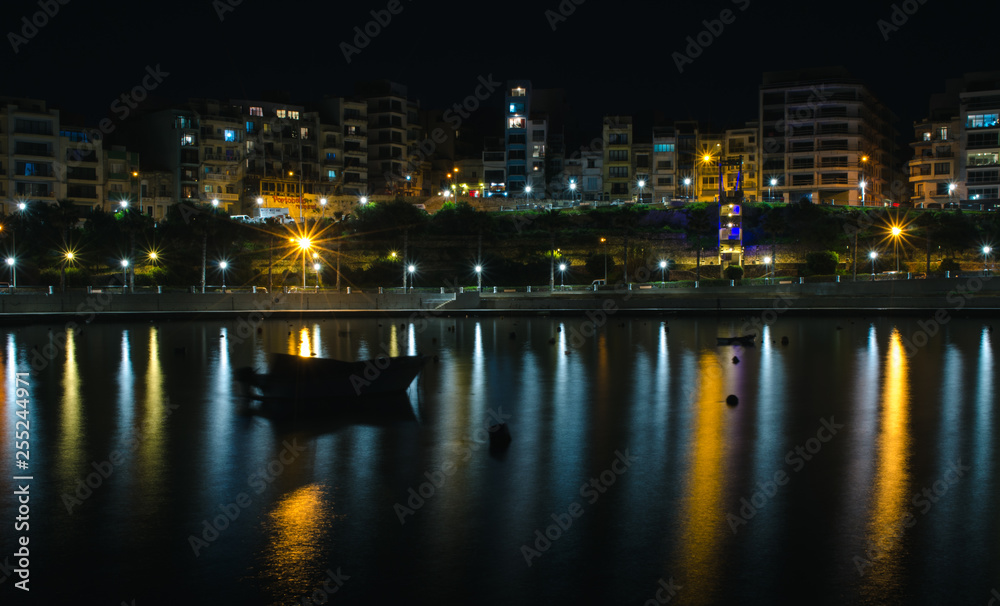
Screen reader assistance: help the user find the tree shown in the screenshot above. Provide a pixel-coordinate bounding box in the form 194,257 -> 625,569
806,251 -> 839,275
684,203 -> 717,281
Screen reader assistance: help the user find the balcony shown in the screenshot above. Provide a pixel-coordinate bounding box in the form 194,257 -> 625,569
203,193 -> 239,202
203,173 -> 233,181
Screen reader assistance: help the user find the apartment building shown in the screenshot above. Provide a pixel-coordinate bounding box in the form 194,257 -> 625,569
1,97 -> 61,213
960,75 -> 1000,203
359,80 -> 411,194
651,127 -> 677,203
603,116 -> 633,201
759,68 -> 901,206
724,124 -> 760,201
505,81 -> 531,195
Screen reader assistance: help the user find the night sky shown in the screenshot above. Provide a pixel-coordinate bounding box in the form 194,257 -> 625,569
3,0 -> 998,144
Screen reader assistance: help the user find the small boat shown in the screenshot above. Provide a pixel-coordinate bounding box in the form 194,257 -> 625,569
716,335 -> 756,346
236,353 -> 427,400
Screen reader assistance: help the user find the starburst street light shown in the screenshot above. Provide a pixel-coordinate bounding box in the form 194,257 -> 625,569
558,263 -> 567,288
890,225 -> 903,272
984,246 -> 993,275
869,251 -> 878,279
475,264 -> 483,292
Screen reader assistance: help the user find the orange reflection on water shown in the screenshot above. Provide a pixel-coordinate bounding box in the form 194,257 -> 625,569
261,483 -> 335,603
57,328 -> 83,484
675,352 -> 727,603
861,329 -> 911,595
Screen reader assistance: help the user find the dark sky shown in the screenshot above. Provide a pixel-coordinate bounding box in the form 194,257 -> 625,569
3,0 -> 997,144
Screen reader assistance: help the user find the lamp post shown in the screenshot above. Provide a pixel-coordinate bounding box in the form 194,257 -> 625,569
659,260 -> 667,283
297,238 -> 311,288
5,257 -> 15,290
407,264 -> 415,292
319,198 -> 327,218
769,178 -> 777,202
314,261 -> 322,289
219,260 -> 228,291
683,177 -> 692,201
870,251 -> 878,280
891,226 -> 902,273
860,180 -> 867,205
524,185 -> 532,207
569,180 -> 577,206
475,265 -> 482,292
984,246 -> 992,276
121,259 -> 129,290
559,263 -> 566,289
859,155 -> 868,205
62,251 -> 74,293
600,237 -> 608,283
763,256 -> 772,280
948,183 -> 956,208
637,179 -> 646,204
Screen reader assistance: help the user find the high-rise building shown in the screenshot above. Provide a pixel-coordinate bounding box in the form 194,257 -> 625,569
505,80 -> 531,195
603,116 -> 633,201
358,80 -> 412,195
759,68 -> 902,206
2,97 -> 61,213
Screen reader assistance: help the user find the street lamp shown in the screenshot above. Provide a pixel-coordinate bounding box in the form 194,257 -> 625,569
763,256 -> 772,280
600,237 -> 608,283
219,260 -> 228,291
637,179 -> 646,204
6,257 -> 15,290
121,259 -> 129,289
569,180 -> 577,206
359,196 -> 368,205
890,225 -> 903,273
313,262 -> 322,289
61,251 -> 75,293
769,178 -> 777,202
559,263 -> 567,288
524,185 -> 532,206
869,251 -> 878,280
683,177 -> 692,200
297,237 -> 312,288
475,265 -> 482,292
659,260 -> 667,283
984,246 -> 992,275
407,264 -> 416,292
212,198 -> 219,208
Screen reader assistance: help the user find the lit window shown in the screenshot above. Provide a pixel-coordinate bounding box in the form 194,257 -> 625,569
508,118 -> 525,129
327,170 -> 336,180
276,109 -> 287,118
224,129 -> 236,142
967,114 -> 999,129
181,134 -> 195,146
939,127 -> 949,140
512,87 -> 526,97
654,144 -> 675,153
509,103 -> 525,114
301,128 -> 310,139
922,132 -> 931,141
290,111 -> 300,120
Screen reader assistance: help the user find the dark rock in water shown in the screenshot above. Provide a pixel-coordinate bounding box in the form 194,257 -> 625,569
732,356 -> 740,364
432,338 -> 437,343
548,338 -> 556,345
836,326 -> 843,330
781,336 -> 789,345
726,395 -> 739,406
400,323 -> 405,329
556,326 -> 561,332
564,350 -> 571,355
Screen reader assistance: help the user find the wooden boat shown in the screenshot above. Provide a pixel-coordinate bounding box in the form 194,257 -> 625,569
235,353 -> 427,400
716,335 -> 756,346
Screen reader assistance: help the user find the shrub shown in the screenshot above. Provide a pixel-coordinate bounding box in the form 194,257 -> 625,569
937,258 -> 962,274
806,251 -> 839,275
724,265 -> 745,281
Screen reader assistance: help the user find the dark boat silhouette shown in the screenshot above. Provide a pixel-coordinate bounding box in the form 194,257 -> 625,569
716,335 -> 756,346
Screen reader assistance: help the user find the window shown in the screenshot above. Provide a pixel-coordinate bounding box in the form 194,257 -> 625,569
204,185 -> 212,193
657,160 -> 673,170
936,183 -> 951,195
289,111 -> 300,120
532,129 -> 545,142
611,183 -> 628,195
300,128 -> 310,139
246,121 -> 255,133
968,152 -> 999,166
181,134 -> 195,146
224,129 -> 236,142
508,118 -> 526,129
585,177 -> 599,191
791,174 -> 814,186
658,177 -> 672,186
702,176 -> 719,186
511,87 -> 526,97
968,169 -> 999,184
934,162 -> 950,175
609,150 -> 629,162
608,133 -> 629,145
327,170 -> 336,180
968,187 -> 999,200
532,145 -> 544,159
508,134 -> 526,145
176,117 -> 191,129
509,150 -> 526,160
587,159 -> 597,169
276,109 -> 287,118
938,127 -> 949,140
326,152 -> 336,160
609,166 -> 629,179
968,132 -> 999,148
636,154 -> 650,169
60,129 -> 89,142
967,114 -> 999,129
250,106 -> 263,117
509,103 -> 525,114
922,132 -> 931,141
654,143 -> 675,153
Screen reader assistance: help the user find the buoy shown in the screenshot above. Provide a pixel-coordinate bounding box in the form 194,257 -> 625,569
726,395 -> 739,406
489,423 -> 512,449
732,356 -> 740,364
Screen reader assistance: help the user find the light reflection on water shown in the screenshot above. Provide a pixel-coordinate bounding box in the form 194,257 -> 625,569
0,316 -> 996,605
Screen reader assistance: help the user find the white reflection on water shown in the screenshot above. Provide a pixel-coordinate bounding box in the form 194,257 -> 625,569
57,327 -> 84,486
